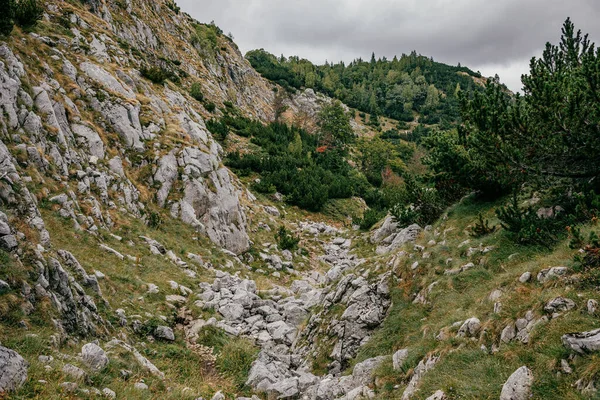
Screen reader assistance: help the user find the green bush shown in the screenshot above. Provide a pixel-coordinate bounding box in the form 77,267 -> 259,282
13,0 -> 43,29
204,102 -> 216,112
140,65 -> 179,84
495,195 -> 567,246
390,176 -> 445,227
190,83 -> 204,101
206,119 -> 228,142
276,226 -> 299,251
0,0 -> 14,36
165,0 -> 180,13
355,208 -> 385,231
469,213 -> 496,237
147,211 -> 163,229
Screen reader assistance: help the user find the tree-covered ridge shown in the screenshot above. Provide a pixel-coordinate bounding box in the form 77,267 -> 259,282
246,49 -> 483,126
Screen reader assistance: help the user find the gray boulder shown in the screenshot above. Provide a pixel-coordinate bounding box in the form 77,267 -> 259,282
81,343 -> 109,372
62,364 -> 86,380
425,391 -> 447,400
544,297 -> 576,314
457,317 -> 481,338
154,326 -> 175,341
0,346 -> 28,393
499,366 -> 533,400
563,328 -> 600,353
393,348 -> 409,370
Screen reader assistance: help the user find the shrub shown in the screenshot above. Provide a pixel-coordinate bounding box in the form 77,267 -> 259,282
190,83 -> 204,101
469,213 -> 496,237
205,119 -> 228,142
147,211 -> 163,229
252,179 -> 276,194
495,195 -> 568,246
0,0 -> 14,36
276,226 -> 299,251
390,176 -> 444,227
13,0 -> 43,29
570,228 -> 600,269
165,0 -> 180,13
140,66 -> 169,84
204,102 -> 216,112
355,208 -> 384,231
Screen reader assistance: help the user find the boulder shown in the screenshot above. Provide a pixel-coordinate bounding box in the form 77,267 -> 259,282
154,326 -> 175,341
562,328 -> 600,353
457,317 -> 481,338
0,346 -> 28,393
499,366 -> 533,400
81,343 -> 109,372
544,297 -> 576,314
62,364 -> 86,380
393,348 -> 409,370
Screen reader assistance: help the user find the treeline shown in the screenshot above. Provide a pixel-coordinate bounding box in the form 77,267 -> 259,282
246,49 -> 483,125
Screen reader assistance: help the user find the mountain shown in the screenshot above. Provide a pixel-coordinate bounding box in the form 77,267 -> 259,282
0,1 -> 599,400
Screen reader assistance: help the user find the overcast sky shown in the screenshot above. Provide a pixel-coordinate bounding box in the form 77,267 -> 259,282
177,0 -> 600,92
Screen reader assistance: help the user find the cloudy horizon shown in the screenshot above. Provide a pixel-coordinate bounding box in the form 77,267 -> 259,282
177,0 -> 600,93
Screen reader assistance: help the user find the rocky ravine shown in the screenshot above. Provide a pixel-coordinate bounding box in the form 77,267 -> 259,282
0,0 -> 406,398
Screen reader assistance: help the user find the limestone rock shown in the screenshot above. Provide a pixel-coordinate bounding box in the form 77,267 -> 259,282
499,366 -> 533,400
562,329 -> 600,353
0,346 -> 28,393
457,317 -> 481,338
425,391 -> 447,400
154,326 -> 175,341
544,297 -> 576,315
393,348 -> 409,370
81,343 -> 109,372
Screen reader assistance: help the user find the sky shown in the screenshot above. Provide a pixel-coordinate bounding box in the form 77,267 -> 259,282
177,0 -> 600,93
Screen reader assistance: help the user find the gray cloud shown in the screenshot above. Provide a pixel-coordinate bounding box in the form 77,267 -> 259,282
177,0 -> 600,92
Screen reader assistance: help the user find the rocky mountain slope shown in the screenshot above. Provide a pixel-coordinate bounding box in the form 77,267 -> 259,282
1,1 -> 600,400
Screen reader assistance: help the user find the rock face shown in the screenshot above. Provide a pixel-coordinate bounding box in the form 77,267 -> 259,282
499,366 -> 533,400
0,346 -> 28,393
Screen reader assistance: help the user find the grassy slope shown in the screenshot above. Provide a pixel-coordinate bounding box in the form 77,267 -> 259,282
352,196 -> 600,399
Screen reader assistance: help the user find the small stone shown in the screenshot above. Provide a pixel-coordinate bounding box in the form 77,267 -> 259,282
211,391 -> 225,400
561,359 -> 572,374
518,271 -> 531,283
62,364 -> 86,380
134,382 -> 149,390
102,388 -> 116,398
59,382 -> 78,392
154,326 -> 175,341
392,349 -> 409,370
588,299 -> 598,315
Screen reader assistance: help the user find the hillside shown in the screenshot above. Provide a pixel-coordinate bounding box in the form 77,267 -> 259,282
246,49 -> 486,129
0,1 -> 600,400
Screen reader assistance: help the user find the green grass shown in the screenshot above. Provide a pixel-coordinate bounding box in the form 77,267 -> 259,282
341,195 -> 600,399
